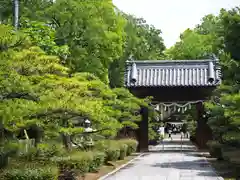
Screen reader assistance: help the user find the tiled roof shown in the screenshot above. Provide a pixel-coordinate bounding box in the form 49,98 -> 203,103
125,60 -> 221,87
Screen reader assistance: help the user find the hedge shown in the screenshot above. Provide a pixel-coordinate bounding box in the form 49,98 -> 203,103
118,143 -> 128,160
94,139 -> 138,162
207,140 -> 223,160
119,139 -> 138,156
52,151 -> 93,176
105,146 -> 120,162
37,143 -> 65,158
3,166 -> 58,180
89,151 -> 105,172
0,151 -> 9,169
1,139 -> 138,179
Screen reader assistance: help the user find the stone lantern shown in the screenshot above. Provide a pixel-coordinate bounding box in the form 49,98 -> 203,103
84,119 -> 93,132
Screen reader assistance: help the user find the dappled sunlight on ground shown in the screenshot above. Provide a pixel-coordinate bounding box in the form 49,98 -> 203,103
104,134 -> 224,180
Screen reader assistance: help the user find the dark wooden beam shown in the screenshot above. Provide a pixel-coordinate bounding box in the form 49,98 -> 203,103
137,106 -> 149,152
195,102 -> 212,148
129,86 -> 215,102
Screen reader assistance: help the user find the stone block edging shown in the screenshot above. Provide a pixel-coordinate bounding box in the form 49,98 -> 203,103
98,153 -> 145,180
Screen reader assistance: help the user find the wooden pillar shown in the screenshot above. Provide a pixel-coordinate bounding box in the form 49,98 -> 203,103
137,106 -> 149,152
195,102 -> 212,149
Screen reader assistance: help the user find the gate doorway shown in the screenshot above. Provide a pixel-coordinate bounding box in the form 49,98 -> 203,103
124,58 -> 221,151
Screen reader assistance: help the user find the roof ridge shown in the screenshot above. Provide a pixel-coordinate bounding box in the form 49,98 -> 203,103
126,59 -> 217,63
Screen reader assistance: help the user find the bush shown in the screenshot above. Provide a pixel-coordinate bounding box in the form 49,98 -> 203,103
0,151 -> 9,169
52,151 -> 93,176
37,143 -> 65,158
0,141 -> 21,168
94,139 -> 137,162
207,140 -> 223,160
3,142 -> 19,157
89,151 -> 105,172
3,166 -> 58,180
94,140 -> 121,162
18,147 -> 38,161
120,139 -> 138,156
105,146 -> 120,162
94,140 -> 108,151
118,143 -> 128,160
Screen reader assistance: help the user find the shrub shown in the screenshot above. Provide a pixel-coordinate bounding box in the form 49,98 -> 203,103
3,166 -> 58,180
120,139 -> 138,156
94,140 -> 108,151
118,143 -> 128,160
0,151 -> 9,169
207,140 -> 223,160
3,141 -> 19,157
94,139 -> 137,161
0,141 -> 21,168
105,146 -> 120,162
18,146 -> 38,161
37,143 -> 65,158
52,151 -> 93,176
94,140 -> 121,162
89,151 -> 105,172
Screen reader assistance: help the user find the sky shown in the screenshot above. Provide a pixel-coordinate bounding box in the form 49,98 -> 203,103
113,0 -> 240,48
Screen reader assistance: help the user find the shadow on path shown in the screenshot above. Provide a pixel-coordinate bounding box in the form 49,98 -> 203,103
103,136 -> 224,180
152,159 -> 211,170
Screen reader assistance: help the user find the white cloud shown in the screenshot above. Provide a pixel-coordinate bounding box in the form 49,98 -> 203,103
113,0 -> 240,48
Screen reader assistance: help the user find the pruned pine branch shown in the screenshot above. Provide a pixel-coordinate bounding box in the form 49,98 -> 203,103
81,128 -> 110,135
0,92 -> 39,102
0,38 -> 24,52
27,109 -> 85,119
69,128 -> 110,149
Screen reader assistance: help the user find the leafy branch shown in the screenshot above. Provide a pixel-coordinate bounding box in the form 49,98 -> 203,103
0,92 -> 39,102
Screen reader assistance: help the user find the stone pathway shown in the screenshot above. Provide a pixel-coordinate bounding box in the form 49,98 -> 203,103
103,135 -> 224,180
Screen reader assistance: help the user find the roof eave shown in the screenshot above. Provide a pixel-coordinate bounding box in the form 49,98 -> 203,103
125,84 -> 220,88
126,59 -> 219,64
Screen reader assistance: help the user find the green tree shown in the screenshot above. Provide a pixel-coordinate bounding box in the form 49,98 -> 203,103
0,0 -> 12,24
194,14 -> 224,54
165,29 -> 214,59
41,0 -> 126,83
192,7 -> 240,151
0,24 -> 147,149
20,19 -> 70,61
219,7 -> 240,60
109,13 -> 165,88
0,0 -> 53,24
165,6 -> 240,155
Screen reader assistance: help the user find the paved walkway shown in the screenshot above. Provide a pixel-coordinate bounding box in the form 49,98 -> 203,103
104,135 -> 224,180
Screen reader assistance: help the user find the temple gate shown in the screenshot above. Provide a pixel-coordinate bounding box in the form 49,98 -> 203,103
124,58 -> 221,151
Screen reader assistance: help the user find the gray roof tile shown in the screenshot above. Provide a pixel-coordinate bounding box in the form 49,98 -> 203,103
125,60 -> 221,87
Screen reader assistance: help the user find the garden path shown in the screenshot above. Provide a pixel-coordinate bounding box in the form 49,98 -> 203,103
103,134 -> 224,180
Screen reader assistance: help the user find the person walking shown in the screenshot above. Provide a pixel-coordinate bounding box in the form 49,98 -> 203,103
186,131 -> 189,139
180,131 -> 184,139
168,129 -> 172,140
159,126 -> 165,138
173,125 -> 177,135
182,123 -> 187,138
